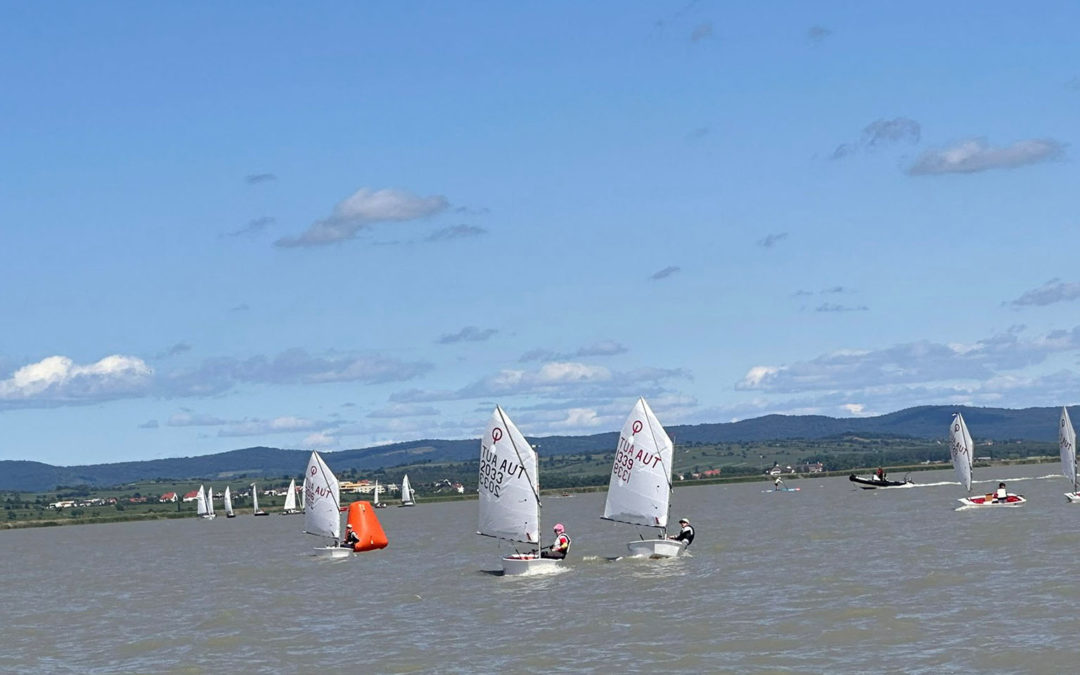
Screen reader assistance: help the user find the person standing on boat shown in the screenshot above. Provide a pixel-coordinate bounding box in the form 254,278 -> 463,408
540,523 -> 571,559
341,523 -> 360,548
774,476 -> 785,490
667,517 -> 695,547
875,467 -> 886,482
994,482 -> 1008,502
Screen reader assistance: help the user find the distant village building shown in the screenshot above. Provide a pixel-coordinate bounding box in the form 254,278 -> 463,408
159,492 -> 177,503
182,490 -> 199,502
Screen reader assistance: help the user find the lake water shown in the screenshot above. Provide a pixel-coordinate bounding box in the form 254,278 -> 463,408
3,465 -> 1078,673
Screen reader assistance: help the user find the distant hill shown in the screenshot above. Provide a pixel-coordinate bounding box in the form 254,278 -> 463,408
0,405 -> 1065,492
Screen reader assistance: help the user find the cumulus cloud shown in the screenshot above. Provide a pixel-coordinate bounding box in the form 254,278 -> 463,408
0,355 -> 153,408
908,138 -> 1065,175
155,342 -> 192,360
245,173 -> 277,185
1007,279 -> 1080,307
426,224 -> 487,242
758,232 -> 788,248
650,266 -> 681,280
217,416 -> 332,437
519,340 -> 627,363
367,403 -> 439,419
276,187 -> 449,247
168,411 -> 229,427
437,326 -> 498,344
302,431 -> 338,448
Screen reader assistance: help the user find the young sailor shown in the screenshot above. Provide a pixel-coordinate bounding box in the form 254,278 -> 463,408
540,523 -> 571,559
993,482 -> 1008,502
774,476 -> 785,490
667,517 -> 695,547
341,523 -> 360,548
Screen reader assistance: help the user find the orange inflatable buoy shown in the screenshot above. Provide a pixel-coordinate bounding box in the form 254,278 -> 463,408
347,501 -> 389,552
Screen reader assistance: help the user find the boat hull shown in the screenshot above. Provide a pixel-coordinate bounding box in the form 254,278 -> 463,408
501,554 -> 563,576
313,546 -> 352,559
849,474 -> 913,489
626,538 -> 688,559
1066,492 -> 1080,504
958,493 -> 1026,507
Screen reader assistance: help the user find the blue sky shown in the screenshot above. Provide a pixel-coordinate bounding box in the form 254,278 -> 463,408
2,2 -> 1078,465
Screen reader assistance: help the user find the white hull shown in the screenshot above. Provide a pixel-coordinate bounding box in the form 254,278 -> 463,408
957,494 -> 1027,507
313,546 -> 352,559
201,514 -> 216,520
501,554 -> 563,576
1066,492 -> 1080,503
626,538 -> 687,559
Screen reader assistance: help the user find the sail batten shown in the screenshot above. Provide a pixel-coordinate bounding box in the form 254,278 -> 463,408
603,398 -> 674,529
477,406 -> 541,545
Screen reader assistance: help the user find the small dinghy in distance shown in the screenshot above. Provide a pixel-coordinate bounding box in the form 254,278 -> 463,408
1060,407 -> 1080,503
304,451 -> 352,559
281,478 -> 299,515
251,483 -> 268,516
223,485 -> 236,518
478,406 -> 562,576
602,398 -> 687,559
849,474 -> 914,489
950,412 -> 1026,508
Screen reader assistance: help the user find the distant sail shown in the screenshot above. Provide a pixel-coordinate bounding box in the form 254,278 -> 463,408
477,406 -> 540,545
949,412 -> 973,493
603,397 -> 674,529
304,451 -> 341,540
196,485 -> 208,517
223,486 -> 234,517
400,475 -> 414,506
283,478 -> 297,512
206,486 -> 215,517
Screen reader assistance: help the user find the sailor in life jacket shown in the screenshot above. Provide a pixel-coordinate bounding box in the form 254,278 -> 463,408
668,517 -> 695,547
994,482 -> 1008,502
541,523 -> 571,559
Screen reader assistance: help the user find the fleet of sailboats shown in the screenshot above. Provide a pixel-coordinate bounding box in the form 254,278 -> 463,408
477,405 -> 559,575
196,485 -> 215,520
602,398 -> 685,558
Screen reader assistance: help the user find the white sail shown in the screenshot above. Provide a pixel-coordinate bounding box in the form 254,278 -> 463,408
196,485 -> 208,516
373,480 -> 380,505
206,486 -> 215,516
283,478 -> 297,512
400,475 -> 414,506
304,451 -> 341,540
949,412 -> 974,493
251,483 -> 260,513
1061,407 -> 1077,492
223,486 -> 234,517
603,397 -> 674,529
299,478 -> 306,509
477,406 -> 540,545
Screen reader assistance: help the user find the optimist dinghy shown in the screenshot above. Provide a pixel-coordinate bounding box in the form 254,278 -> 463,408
950,412 -> 1026,508
1060,407 -> 1080,503
304,451 -> 352,559
848,474 -> 913,489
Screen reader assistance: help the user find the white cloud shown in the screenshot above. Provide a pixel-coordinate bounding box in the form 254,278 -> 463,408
302,431 -> 338,448
908,138 -> 1065,175
1008,279 -> 1080,307
276,187 -> 448,247
0,354 -> 152,406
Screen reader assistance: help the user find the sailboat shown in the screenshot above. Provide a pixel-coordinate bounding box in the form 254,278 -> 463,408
251,482 -> 268,516
223,485 -> 235,518
373,480 -> 387,508
950,412 -> 1026,507
602,397 -> 685,558
196,485 -> 215,519
477,406 -> 560,575
206,486 -> 216,519
299,477 -> 306,510
399,474 -> 416,507
282,478 -> 299,515
303,451 -> 351,559
1061,407 -> 1080,503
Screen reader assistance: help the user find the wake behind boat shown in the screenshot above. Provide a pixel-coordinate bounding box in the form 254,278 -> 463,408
950,412 -> 1026,508
849,474 -> 914,489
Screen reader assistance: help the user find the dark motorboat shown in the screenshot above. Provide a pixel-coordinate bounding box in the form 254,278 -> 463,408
849,473 -> 913,489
